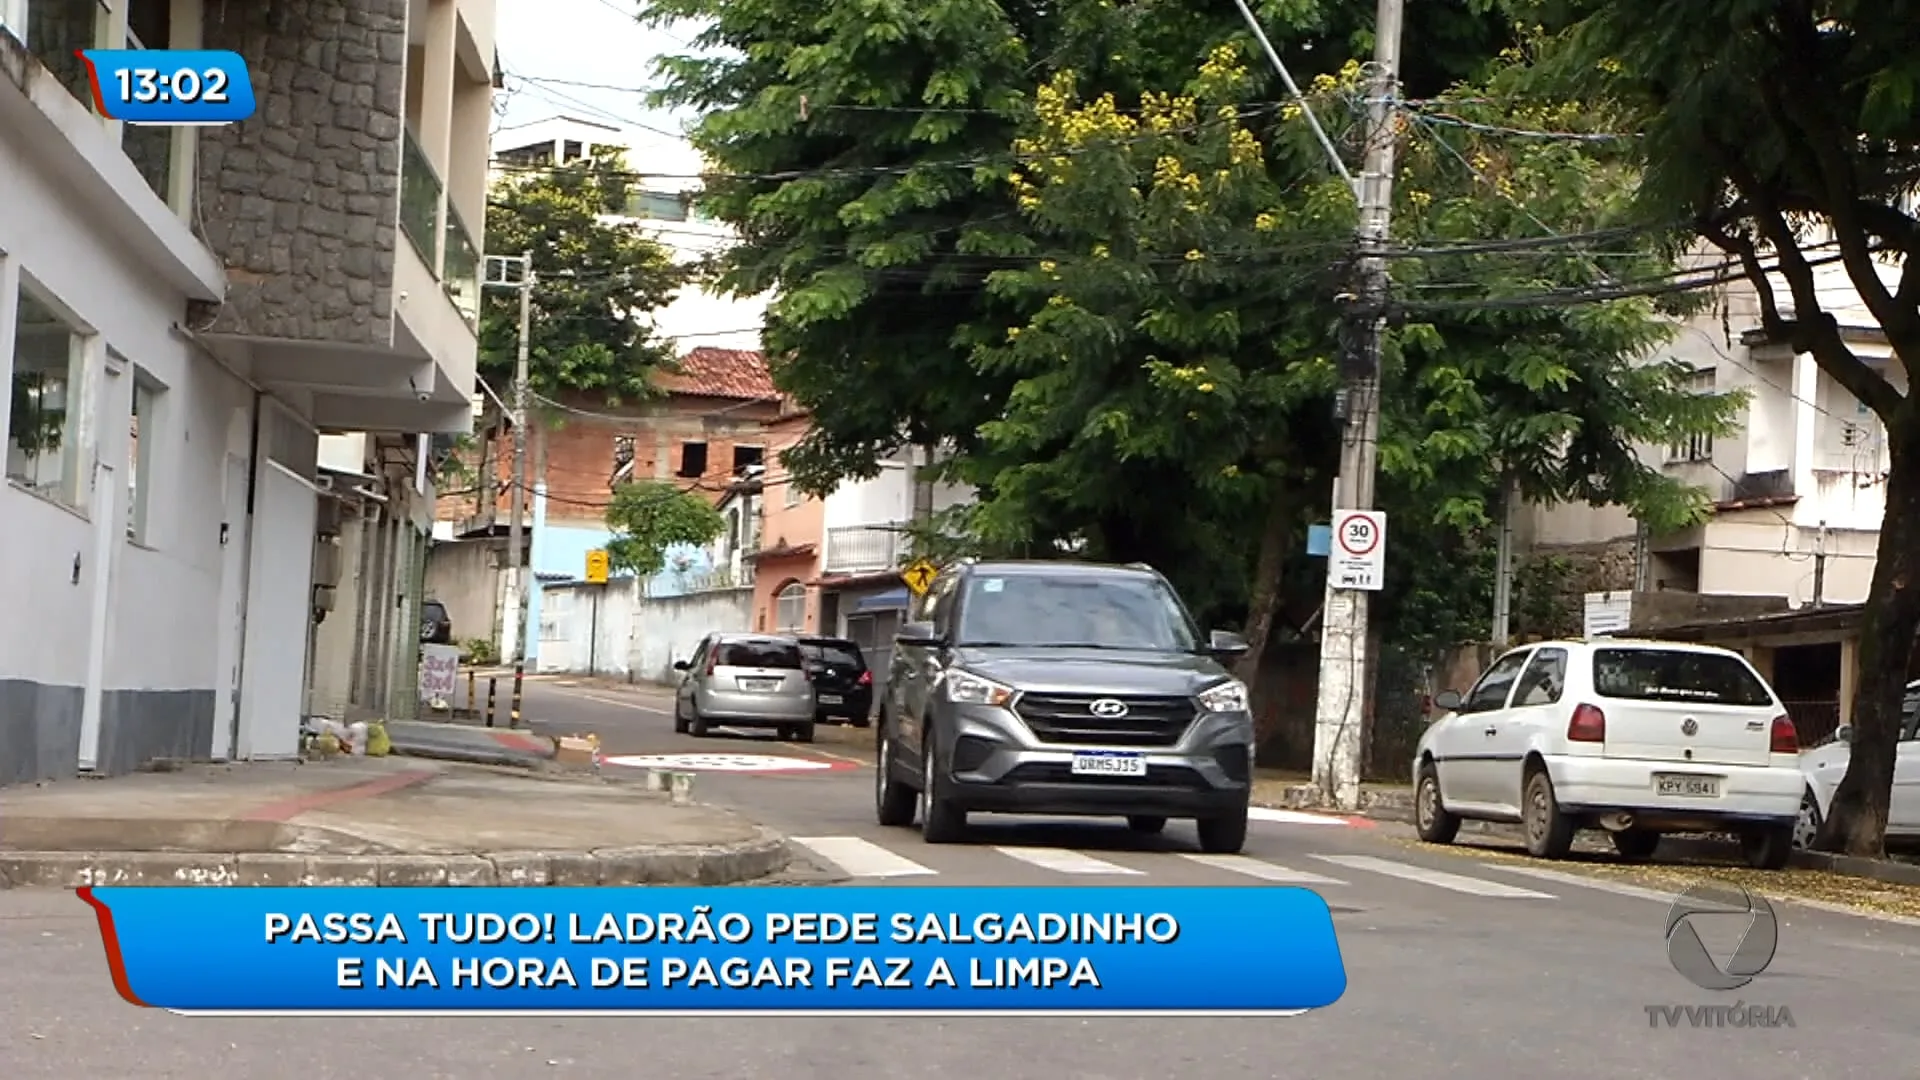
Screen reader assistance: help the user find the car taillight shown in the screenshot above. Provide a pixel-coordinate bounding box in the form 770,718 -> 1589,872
858,670 -> 872,686
1567,704 -> 1606,742
1770,714 -> 1798,755
705,653 -> 717,676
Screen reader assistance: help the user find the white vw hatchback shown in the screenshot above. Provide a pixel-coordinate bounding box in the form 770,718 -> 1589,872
1412,639 -> 1805,869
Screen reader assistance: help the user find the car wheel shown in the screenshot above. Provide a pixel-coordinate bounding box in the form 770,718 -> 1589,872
875,718 -> 916,827
673,698 -> 689,735
1196,805 -> 1249,854
1742,824 -> 1795,870
1793,789 -> 1821,850
919,733 -> 966,844
1127,815 -> 1167,834
687,702 -> 710,738
1414,762 -> 1460,845
850,713 -> 872,729
792,723 -> 815,744
1610,830 -> 1661,862
1521,767 -> 1574,859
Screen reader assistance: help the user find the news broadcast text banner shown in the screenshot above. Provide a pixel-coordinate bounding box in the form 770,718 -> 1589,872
79,885 -> 1346,1014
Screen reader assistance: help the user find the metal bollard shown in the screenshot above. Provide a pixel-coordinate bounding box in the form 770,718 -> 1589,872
669,771 -> 695,805
511,662 -> 525,728
484,676 -> 498,728
644,768 -> 669,792
465,668 -> 477,719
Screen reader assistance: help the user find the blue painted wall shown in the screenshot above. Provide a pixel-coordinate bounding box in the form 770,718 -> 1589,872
523,487 -> 717,662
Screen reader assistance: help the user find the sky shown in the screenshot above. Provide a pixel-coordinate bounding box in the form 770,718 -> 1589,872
490,0 -> 714,141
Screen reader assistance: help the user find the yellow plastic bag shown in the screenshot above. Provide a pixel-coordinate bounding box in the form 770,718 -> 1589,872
365,721 -> 392,757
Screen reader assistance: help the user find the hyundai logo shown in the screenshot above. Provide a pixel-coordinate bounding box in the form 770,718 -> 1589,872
1088,698 -> 1129,719
1681,718 -> 1699,737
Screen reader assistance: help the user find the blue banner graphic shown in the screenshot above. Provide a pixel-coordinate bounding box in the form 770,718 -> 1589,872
80,885 -> 1346,1014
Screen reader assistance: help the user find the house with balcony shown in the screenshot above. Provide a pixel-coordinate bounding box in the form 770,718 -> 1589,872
0,0 -> 492,787
1523,258 -> 1911,743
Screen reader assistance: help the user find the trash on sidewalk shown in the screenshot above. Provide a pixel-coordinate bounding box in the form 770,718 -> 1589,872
554,733 -> 599,768
302,717 -> 371,758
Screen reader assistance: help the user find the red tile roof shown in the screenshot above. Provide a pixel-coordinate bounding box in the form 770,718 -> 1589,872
652,347 -> 778,401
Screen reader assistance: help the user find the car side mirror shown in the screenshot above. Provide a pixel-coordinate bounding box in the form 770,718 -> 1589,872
672,660 -> 689,671
1207,629 -> 1249,657
1433,689 -> 1463,712
896,621 -> 944,647
1835,724 -> 1852,743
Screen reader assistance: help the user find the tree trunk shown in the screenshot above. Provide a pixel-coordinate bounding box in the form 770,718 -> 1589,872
1818,413 -> 1920,856
1238,476 -> 1294,704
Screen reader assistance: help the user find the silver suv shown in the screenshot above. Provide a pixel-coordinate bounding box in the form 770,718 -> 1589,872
873,560 -> 1256,853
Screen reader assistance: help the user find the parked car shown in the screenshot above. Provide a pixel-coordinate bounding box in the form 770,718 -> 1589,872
1413,639 -> 1806,869
799,635 -> 873,727
1795,679 -> 1920,848
420,599 -> 452,645
873,559 -> 1255,853
672,633 -> 817,742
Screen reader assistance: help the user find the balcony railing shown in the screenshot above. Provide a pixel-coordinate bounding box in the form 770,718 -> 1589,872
443,204 -> 480,326
400,128 -> 444,269
824,524 -> 909,574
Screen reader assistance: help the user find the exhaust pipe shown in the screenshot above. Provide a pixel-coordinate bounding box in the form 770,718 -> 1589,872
1600,812 -> 1635,832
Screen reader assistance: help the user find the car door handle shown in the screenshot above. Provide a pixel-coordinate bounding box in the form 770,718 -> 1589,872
1483,726 -> 1497,737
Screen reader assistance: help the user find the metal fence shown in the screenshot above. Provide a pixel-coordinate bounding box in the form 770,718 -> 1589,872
1780,698 -> 1842,747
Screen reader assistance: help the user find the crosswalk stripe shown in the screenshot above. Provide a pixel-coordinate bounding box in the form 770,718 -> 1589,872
792,836 -> 937,878
1478,863 -> 1674,901
993,847 -> 1146,875
1248,807 -> 1349,827
1312,855 -> 1556,898
1178,854 -> 1347,884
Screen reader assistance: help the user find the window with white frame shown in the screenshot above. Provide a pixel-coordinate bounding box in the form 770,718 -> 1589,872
7,278 -> 92,511
775,582 -> 806,632
127,367 -> 161,542
123,0 -> 180,206
784,479 -> 801,507
1666,367 -> 1716,464
22,0 -> 112,106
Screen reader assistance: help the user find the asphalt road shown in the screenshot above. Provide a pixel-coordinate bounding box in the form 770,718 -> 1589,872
4,678 -> 1919,1078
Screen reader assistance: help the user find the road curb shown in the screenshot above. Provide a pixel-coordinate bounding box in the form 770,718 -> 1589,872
389,743 -> 549,769
0,827 -> 794,889
1271,782 -> 1415,817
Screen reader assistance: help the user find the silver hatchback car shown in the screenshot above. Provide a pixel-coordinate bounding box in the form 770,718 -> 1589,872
672,633 -> 817,742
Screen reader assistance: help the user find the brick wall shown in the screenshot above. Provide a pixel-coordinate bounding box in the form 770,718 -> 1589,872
197,0 -> 405,345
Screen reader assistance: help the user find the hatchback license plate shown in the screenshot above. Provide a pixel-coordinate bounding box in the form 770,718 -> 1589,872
1655,773 -> 1722,798
1071,751 -> 1147,778
817,694 -> 843,704
738,678 -> 779,692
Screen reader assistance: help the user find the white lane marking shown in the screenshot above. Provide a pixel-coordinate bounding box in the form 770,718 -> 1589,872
1480,863 -> 1675,901
1311,854 -> 1555,898
993,847 -> 1146,875
792,836 -> 937,878
603,753 -> 837,772
564,690 -> 676,716
1180,854 -> 1347,884
1249,807 -> 1350,826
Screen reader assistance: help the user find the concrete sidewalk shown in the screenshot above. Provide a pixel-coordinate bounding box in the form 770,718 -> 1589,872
0,757 -> 790,888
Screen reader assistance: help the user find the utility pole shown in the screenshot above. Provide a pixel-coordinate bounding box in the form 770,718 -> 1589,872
1307,0 -> 1405,810
1490,475 -> 1516,647
1812,520 -> 1829,608
483,252 -> 534,664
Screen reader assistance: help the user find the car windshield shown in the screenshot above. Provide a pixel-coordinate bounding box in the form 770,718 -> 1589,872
954,574 -> 1199,651
1591,648 -> 1773,706
804,642 -> 864,668
717,641 -> 802,669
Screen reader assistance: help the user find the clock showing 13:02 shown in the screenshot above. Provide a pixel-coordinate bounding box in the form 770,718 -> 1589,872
76,49 -> 257,125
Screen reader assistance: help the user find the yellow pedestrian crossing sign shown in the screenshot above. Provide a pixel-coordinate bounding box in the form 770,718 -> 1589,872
584,549 -> 610,584
901,559 -> 938,596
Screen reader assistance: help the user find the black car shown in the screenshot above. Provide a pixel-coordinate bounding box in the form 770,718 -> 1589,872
799,636 -> 873,727
420,599 -> 452,645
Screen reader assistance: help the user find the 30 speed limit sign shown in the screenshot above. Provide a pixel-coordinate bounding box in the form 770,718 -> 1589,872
1331,509 -> 1386,591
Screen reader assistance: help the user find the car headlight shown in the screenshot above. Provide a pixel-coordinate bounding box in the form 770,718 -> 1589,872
1198,679 -> 1249,714
945,670 -> 1015,707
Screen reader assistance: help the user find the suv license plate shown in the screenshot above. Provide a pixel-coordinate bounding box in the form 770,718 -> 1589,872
1654,773 -> 1722,798
1071,751 -> 1147,778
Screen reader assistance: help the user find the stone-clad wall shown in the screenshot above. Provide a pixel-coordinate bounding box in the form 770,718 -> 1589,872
196,0 -> 408,346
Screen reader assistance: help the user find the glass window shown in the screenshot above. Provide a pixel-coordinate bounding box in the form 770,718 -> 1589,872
624,189 -> 690,221
775,582 -> 805,632
127,366 -> 160,542
25,0 -> 108,107
952,573 -> 1200,651
717,638 -> 802,669
802,639 -> 865,669
1462,650 -> 1532,713
1512,648 -> 1568,707
8,280 -> 90,511
1591,648 -> 1773,706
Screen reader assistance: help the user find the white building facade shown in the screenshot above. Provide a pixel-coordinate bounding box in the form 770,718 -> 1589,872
0,0 -> 492,786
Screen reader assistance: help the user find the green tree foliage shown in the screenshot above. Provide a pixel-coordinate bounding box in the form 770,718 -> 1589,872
1503,1 -> 1920,855
603,481 -> 728,578
481,152 -> 688,404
